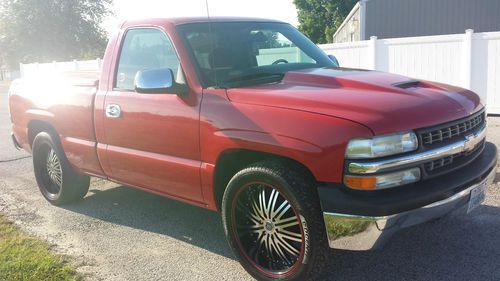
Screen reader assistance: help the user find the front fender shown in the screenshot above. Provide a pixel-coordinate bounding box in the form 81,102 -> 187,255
200,92 -> 373,183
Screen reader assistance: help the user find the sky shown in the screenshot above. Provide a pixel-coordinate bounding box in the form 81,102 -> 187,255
103,0 -> 299,35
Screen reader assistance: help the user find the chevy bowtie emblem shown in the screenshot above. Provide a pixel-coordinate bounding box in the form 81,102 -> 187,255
463,133 -> 476,152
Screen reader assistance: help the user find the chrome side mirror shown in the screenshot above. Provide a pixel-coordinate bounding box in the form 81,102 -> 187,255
134,68 -> 186,95
328,55 -> 340,67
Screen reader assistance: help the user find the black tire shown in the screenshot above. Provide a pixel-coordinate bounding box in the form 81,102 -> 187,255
32,132 -> 90,205
222,159 -> 328,281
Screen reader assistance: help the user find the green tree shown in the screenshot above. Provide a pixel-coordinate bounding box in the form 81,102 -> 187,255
0,0 -> 113,69
294,0 -> 358,44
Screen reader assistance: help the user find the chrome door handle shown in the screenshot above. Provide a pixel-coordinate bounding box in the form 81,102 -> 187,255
105,104 -> 121,118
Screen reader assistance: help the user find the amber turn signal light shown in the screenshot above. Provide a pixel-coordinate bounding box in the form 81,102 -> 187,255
344,176 -> 377,190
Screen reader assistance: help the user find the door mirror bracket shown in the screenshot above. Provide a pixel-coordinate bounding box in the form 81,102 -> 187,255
328,55 -> 340,67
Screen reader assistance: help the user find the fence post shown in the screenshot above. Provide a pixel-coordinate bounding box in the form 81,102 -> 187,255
53,61 -> 57,72
19,63 -> 24,78
462,29 -> 474,89
369,36 -> 377,70
73,59 -> 79,71
97,58 -> 102,69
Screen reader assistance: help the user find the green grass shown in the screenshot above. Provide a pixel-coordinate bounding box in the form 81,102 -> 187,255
0,215 -> 82,281
325,218 -> 371,240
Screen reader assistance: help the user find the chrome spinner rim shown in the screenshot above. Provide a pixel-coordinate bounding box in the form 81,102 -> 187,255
233,183 -> 304,275
46,149 -> 63,190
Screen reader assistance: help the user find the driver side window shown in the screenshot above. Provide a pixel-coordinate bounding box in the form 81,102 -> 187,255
115,28 -> 181,91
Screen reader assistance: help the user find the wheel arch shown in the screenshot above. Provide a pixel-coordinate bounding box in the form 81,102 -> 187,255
28,120 -> 60,149
213,148 -> 316,211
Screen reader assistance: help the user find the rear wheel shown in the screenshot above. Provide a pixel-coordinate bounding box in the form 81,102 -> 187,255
222,160 -> 328,281
32,132 -> 90,205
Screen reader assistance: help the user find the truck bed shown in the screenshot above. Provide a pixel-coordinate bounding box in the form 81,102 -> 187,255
9,70 -> 103,174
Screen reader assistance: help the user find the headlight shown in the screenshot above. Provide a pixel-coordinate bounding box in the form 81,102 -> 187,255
346,132 -> 418,159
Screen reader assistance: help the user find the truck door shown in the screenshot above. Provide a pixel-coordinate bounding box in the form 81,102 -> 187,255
102,27 -> 203,203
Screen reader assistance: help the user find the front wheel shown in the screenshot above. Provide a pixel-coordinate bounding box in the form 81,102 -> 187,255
222,160 -> 328,281
32,132 -> 90,205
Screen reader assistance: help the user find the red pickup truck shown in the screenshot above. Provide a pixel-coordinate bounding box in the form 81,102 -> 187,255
8,18 -> 497,280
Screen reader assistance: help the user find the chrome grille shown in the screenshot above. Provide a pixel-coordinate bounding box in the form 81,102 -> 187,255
425,155 -> 454,171
424,140 -> 485,174
420,111 -> 485,146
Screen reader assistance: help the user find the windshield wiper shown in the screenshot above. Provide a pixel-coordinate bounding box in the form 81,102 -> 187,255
220,72 -> 284,88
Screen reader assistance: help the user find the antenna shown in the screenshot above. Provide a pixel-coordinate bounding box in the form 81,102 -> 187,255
205,0 -> 210,19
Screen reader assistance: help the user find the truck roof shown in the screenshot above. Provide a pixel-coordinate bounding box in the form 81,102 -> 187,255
120,17 -> 285,28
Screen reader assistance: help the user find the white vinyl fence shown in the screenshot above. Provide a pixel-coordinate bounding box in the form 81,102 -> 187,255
19,59 -> 102,78
319,30 -> 500,114
18,30 -> 500,114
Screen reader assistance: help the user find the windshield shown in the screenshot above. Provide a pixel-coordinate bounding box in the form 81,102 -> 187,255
176,22 -> 336,88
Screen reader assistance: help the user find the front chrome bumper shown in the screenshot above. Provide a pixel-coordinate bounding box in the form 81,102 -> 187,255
323,167 -> 496,251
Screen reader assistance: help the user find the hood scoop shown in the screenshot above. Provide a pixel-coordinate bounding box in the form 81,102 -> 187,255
393,80 -> 426,89
282,68 -> 411,94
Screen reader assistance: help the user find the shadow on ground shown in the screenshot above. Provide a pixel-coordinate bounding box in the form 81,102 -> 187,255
63,185 -> 500,281
64,186 -> 234,258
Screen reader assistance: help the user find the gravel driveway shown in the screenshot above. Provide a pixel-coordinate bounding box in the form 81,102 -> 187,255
1,82 -> 499,281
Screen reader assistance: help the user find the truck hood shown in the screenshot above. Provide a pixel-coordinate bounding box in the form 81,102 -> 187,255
226,68 -> 482,135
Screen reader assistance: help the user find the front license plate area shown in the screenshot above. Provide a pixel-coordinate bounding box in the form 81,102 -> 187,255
467,180 -> 487,213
